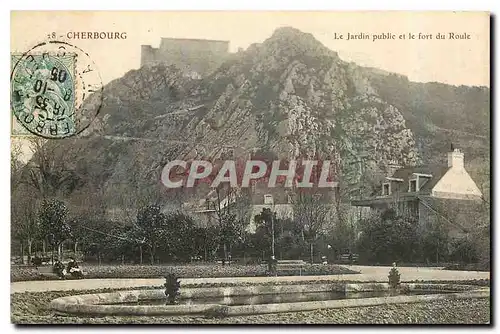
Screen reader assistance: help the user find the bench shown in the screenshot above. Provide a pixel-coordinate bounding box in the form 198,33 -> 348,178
31,257 -> 51,266
263,260 -> 307,276
278,260 -> 306,275
277,260 -> 306,266
36,265 -> 87,278
338,253 -> 359,264
36,265 -> 58,278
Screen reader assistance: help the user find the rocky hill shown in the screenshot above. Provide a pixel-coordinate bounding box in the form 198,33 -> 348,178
30,27 -> 490,208
358,67 -> 490,165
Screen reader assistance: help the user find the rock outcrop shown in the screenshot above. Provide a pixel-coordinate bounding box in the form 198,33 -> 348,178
31,27 -> 489,206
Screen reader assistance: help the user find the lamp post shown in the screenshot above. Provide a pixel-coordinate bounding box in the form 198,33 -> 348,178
271,211 -> 275,259
269,204 -> 277,277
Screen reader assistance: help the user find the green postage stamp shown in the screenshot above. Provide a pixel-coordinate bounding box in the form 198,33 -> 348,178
11,52 -> 76,138
10,40 -> 103,139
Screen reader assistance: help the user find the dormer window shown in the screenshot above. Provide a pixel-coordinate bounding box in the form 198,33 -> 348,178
409,179 -> 417,192
264,194 -> 274,205
408,173 -> 431,193
382,183 -> 391,196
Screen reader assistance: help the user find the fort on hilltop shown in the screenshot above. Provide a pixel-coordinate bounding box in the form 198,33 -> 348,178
141,38 -> 231,77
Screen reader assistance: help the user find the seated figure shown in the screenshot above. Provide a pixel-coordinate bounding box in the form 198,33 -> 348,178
66,257 -> 84,278
52,259 -> 66,279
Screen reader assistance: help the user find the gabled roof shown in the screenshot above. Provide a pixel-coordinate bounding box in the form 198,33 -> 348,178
388,165 -> 450,194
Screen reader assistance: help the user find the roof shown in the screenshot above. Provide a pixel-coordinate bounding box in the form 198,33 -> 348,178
366,164 -> 450,198
390,165 -> 450,194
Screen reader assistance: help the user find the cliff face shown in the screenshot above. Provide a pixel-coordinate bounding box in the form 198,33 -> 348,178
35,27 -> 489,205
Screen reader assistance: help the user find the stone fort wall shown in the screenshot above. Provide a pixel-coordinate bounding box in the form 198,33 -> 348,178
141,38 -> 230,76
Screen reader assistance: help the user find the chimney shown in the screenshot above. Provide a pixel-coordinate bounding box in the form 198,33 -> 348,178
387,159 -> 402,176
447,148 -> 464,169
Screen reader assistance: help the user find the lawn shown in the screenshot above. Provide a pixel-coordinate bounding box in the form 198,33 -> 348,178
11,263 -> 359,282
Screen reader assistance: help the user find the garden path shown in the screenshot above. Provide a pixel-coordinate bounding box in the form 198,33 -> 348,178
10,265 -> 489,294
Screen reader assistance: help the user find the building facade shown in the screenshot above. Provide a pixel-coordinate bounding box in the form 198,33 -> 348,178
351,148 -> 483,237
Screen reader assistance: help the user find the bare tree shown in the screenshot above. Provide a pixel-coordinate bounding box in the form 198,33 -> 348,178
11,139 -> 41,264
331,179 -> 357,254
10,139 -> 25,190
293,191 -> 333,263
209,184 -> 249,263
21,138 -> 80,198
11,187 -> 41,263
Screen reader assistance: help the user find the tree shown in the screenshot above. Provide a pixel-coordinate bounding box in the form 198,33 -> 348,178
209,185 -> 247,263
11,138 -> 86,263
38,198 -> 71,263
253,208 -> 277,259
449,236 -> 479,264
293,191 -> 333,263
357,209 -> 419,264
469,221 -> 490,269
191,225 -> 220,261
419,220 -> 449,264
251,209 -> 303,260
135,204 -> 167,265
329,177 -> 357,257
10,139 -> 25,190
475,234 -> 490,269
22,138 -> 81,198
468,160 -> 490,269
11,188 -> 39,264
11,140 -> 39,264
420,196 -> 489,266
67,216 -> 133,264
162,211 -> 197,262
329,213 -> 357,257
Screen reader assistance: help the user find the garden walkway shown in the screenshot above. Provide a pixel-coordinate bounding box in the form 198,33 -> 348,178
10,265 -> 490,294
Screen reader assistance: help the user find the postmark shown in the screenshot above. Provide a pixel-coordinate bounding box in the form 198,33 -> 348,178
10,41 -> 103,139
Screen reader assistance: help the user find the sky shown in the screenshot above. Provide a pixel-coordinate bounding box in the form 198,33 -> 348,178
11,11 -> 490,87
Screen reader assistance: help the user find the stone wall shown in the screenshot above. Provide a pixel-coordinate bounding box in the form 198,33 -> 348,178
49,283 -> 488,316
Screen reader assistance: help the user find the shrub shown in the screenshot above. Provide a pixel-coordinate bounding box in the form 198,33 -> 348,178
388,263 -> 401,289
164,273 -> 181,304
357,209 -> 419,264
399,284 -> 411,294
267,257 -> 277,276
11,263 -> 359,282
449,237 -> 479,264
203,305 -> 229,319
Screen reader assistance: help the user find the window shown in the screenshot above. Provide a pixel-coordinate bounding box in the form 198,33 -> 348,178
408,201 -> 418,215
264,194 -> 274,205
409,179 -> 417,192
382,183 -> 390,196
